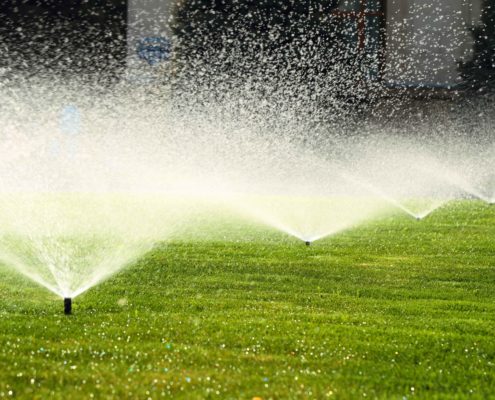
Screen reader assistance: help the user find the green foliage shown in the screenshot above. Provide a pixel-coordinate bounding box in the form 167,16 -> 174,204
1,201 -> 495,398
460,0 -> 495,94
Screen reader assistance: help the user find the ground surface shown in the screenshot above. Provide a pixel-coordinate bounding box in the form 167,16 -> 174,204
0,201 -> 494,399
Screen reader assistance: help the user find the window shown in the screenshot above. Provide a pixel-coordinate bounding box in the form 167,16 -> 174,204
332,0 -> 385,79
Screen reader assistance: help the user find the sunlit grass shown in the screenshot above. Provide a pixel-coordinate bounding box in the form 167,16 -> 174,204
0,200 -> 494,399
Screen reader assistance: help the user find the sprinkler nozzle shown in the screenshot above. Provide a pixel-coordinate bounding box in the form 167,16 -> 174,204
416,217 -> 421,221
305,241 -> 311,246
64,298 -> 72,315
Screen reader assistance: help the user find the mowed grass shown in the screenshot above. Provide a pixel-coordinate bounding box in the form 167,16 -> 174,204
0,201 -> 494,399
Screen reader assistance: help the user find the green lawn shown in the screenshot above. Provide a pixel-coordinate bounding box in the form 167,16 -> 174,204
0,201 -> 494,399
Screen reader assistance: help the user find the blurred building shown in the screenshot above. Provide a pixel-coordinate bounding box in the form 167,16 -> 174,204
127,0 -> 174,78
128,0 -> 484,89
384,0 -> 483,88
311,0 -> 483,88
0,0 -> 482,88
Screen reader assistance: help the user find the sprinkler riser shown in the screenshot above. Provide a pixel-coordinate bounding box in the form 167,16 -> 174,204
64,298 -> 72,315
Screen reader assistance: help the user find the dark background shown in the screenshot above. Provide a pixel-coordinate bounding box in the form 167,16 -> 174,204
1,0 -> 492,94
0,0 -> 342,78
0,0 -> 127,78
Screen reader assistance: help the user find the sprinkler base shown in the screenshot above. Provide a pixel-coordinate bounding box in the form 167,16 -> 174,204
64,298 -> 72,315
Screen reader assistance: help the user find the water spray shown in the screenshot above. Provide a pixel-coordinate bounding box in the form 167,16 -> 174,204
64,298 -> 72,315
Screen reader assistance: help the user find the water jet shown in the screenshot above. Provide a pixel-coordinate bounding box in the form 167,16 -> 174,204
64,298 -> 72,315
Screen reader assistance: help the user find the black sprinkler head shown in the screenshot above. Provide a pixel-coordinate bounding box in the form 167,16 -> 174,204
305,241 -> 311,246
64,298 -> 72,315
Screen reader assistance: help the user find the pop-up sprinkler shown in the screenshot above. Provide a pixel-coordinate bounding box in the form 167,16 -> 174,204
305,241 -> 311,246
64,298 -> 72,315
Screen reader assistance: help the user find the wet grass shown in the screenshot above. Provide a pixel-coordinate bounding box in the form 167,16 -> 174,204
0,200 -> 494,399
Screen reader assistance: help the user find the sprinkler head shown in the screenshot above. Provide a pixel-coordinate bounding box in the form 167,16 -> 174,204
305,241 -> 311,246
64,298 -> 72,315
416,217 -> 421,221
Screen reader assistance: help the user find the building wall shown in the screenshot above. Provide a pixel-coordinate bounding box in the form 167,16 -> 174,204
126,0 -> 485,88
127,0 -> 174,79
385,0 -> 484,88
